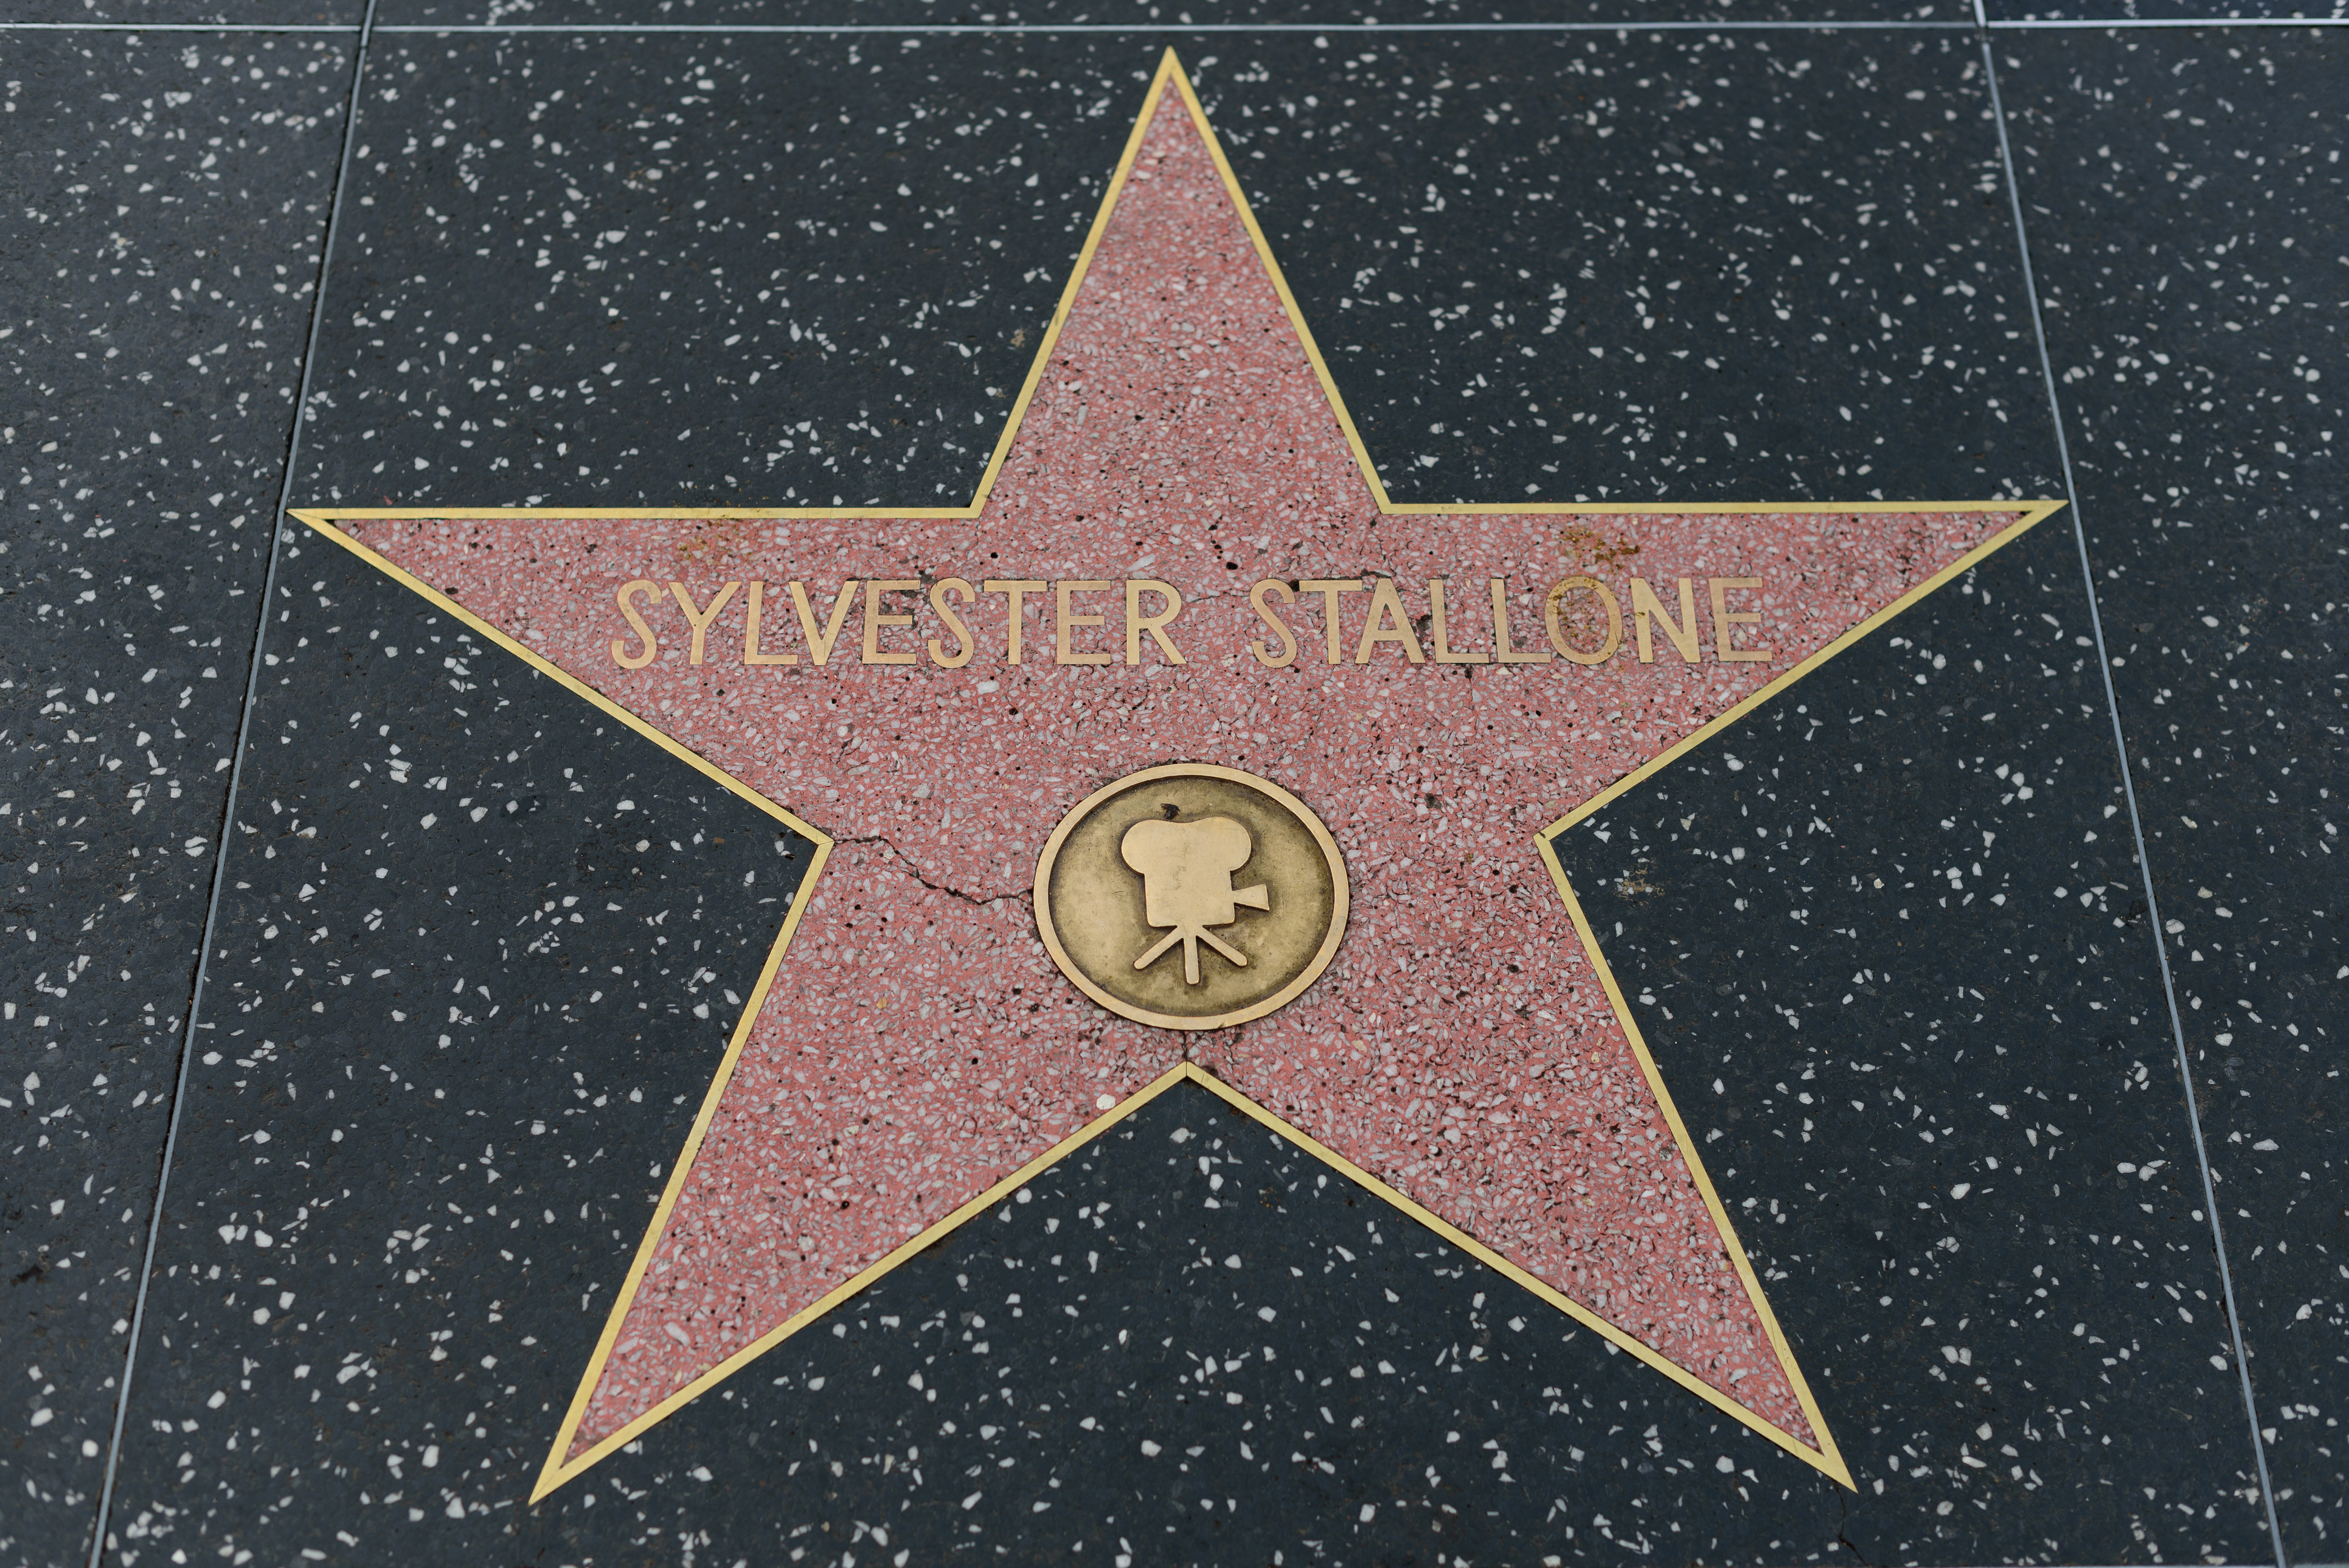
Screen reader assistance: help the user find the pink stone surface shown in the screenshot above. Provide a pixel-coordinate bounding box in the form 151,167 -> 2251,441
345,93 -> 2021,1459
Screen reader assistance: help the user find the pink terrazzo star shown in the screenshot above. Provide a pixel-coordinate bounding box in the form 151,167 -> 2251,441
310,55 -> 2046,1496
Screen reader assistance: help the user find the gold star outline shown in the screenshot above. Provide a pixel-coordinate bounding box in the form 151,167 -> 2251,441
293,49 -> 2066,1505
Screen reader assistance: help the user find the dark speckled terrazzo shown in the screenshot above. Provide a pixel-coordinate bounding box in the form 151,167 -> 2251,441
490,1082 -> 1996,1565
290,33 -> 2057,510
0,32 -> 350,1568
1557,513 -> 2274,1564
1986,2 -> 2342,23
293,34 -> 1131,508
379,2 -> 1971,30
1219,30 -> 2061,505
1,2 -> 360,23
1999,30 -> 2348,1560
99,1074 -> 1881,1565
13,10 -> 2348,1567
95,533 -> 814,1567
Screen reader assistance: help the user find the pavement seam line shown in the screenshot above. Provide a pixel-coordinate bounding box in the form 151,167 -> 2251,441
9,16 -> 2347,33
82,7 -> 383,1565
1977,30 -> 2289,1568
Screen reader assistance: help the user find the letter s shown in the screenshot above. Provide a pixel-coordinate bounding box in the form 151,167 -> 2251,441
611,579 -> 659,669
928,577 -> 977,669
1248,579 -> 1299,668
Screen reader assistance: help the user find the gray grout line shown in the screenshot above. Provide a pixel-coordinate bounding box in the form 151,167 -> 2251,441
1988,12 -> 2344,21
0,19 -> 357,29
80,5 -> 382,1566
1975,27 -> 2291,1568
2,13 -> 2342,32
0,18 -> 352,28
263,12 -> 2349,27
0,15 -> 1955,30
367,16 -> 1966,27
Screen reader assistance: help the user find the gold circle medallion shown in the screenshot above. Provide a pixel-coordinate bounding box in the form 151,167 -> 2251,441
1033,765 -> 1350,1032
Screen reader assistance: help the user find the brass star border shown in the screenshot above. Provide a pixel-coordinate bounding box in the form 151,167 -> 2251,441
290,50 -> 2066,1506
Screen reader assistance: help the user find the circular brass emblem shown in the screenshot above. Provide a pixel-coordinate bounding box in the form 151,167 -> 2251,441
1033,764 -> 1349,1032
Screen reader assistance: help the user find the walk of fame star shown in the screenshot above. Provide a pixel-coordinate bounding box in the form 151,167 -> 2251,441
290,52 -> 2061,1503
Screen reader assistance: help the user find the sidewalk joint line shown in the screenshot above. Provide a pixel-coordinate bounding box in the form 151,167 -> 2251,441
361,16 -> 1967,29
1978,33 -> 2288,1568
83,6 -> 383,1566
7,15 -> 2341,34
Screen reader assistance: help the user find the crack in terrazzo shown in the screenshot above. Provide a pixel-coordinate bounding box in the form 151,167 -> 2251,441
833,831 -> 1030,912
